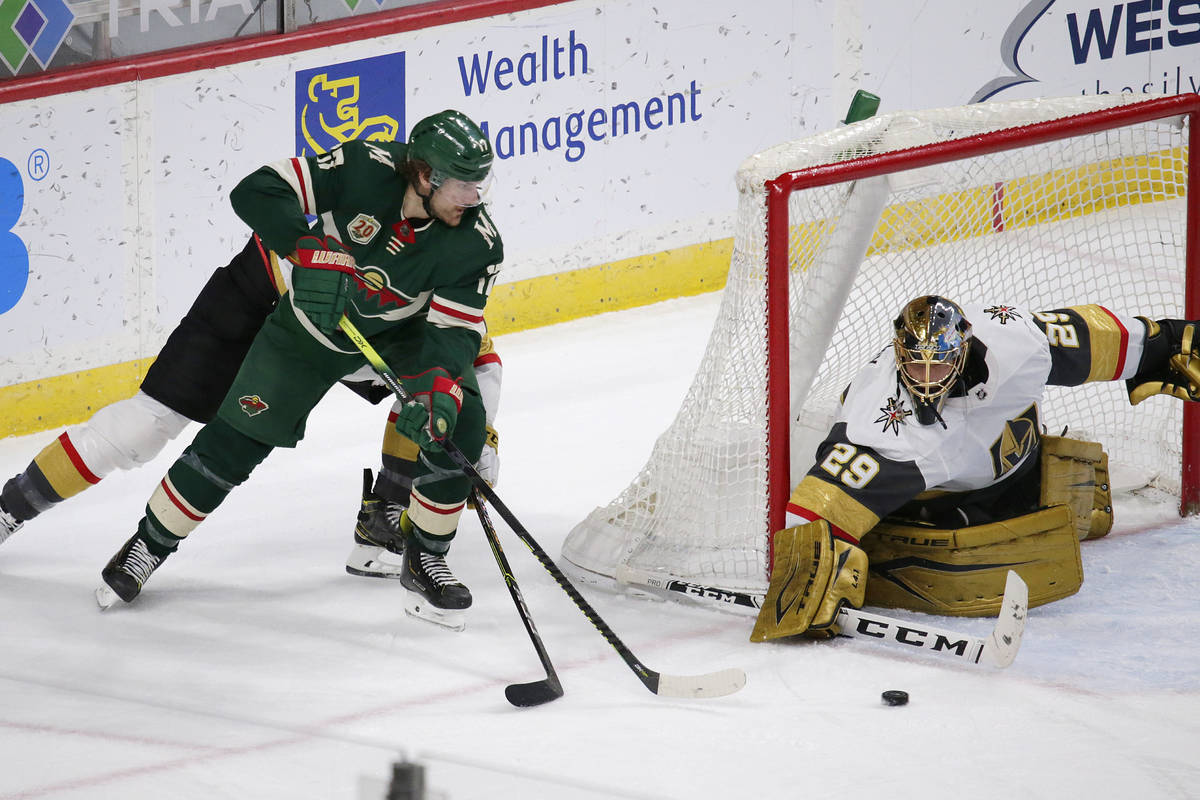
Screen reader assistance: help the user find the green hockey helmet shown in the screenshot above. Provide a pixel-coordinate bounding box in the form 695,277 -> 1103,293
407,110 -> 493,206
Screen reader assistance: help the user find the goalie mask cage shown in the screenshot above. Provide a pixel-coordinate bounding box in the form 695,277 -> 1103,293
562,92 -> 1200,610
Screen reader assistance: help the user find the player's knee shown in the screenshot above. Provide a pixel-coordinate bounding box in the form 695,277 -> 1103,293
449,392 -> 487,463
186,417 -> 273,487
76,392 -> 191,473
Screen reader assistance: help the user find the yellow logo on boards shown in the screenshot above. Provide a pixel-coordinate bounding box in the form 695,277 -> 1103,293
294,52 -> 406,157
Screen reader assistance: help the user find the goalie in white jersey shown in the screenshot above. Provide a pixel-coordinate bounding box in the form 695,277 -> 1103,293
752,295 -> 1200,642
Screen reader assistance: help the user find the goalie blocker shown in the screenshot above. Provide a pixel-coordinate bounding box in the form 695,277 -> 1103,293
753,435 -> 1114,639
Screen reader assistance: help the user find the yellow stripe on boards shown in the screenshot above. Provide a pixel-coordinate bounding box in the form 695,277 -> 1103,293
486,238 -> 733,335
0,239 -> 732,437
0,359 -> 153,439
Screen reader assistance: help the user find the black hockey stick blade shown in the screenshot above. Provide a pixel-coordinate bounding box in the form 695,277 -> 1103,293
474,489 -> 565,708
505,677 -> 565,707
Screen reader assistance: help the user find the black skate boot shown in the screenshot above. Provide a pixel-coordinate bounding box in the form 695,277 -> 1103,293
97,532 -> 170,608
346,469 -> 407,579
400,513 -> 472,631
0,499 -> 22,546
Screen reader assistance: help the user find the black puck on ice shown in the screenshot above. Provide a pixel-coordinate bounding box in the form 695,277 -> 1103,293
881,690 -> 909,706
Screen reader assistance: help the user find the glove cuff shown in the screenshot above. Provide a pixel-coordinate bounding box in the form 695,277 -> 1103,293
294,235 -> 356,273
430,375 -> 464,412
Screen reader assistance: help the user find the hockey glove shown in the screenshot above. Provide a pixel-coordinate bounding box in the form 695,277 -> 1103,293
476,424 -> 500,487
750,519 -> 867,642
394,368 -> 464,452
467,425 -> 500,509
290,235 -> 357,334
1127,318 -> 1200,404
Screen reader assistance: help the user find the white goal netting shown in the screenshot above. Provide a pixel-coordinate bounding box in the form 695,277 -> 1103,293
563,93 -> 1195,608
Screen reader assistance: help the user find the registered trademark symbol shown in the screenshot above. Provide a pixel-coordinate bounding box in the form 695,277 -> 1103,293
27,149 -> 50,181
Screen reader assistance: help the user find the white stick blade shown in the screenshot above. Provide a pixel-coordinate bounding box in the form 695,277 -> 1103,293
655,668 -> 747,699
983,570 -> 1029,669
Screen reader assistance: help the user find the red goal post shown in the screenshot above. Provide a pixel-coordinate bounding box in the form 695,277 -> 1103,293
564,93 -> 1200,611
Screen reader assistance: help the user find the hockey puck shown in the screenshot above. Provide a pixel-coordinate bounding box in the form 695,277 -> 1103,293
881,690 -> 909,706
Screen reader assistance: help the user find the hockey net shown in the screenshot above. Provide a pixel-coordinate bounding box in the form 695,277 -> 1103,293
563,93 -> 1200,611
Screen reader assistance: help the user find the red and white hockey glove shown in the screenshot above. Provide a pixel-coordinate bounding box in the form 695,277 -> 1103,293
394,368 -> 464,452
290,235 -> 357,334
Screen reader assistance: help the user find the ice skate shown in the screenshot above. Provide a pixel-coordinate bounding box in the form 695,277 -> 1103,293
0,501 -> 22,546
401,521 -> 472,632
346,469 -> 407,579
97,532 -> 169,608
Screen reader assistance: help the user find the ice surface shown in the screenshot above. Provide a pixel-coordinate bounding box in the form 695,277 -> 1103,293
0,293 -> 1197,799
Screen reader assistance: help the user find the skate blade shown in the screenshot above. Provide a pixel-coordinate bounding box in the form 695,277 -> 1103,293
95,584 -> 121,610
345,544 -> 405,580
403,590 -> 467,632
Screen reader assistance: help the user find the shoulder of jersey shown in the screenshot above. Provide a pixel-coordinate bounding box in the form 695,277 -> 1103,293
966,302 -> 1043,334
965,303 -> 1050,375
454,204 -> 504,256
337,139 -> 408,170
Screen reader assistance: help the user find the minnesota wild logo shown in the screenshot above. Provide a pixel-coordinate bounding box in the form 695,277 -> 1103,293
238,395 -> 270,417
875,395 -> 912,435
351,268 -> 410,312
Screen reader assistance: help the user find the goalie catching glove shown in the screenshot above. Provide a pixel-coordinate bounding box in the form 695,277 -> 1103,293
394,368 -> 464,452
290,235 -> 357,334
750,520 -> 867,642
1128,318 -> 1200,404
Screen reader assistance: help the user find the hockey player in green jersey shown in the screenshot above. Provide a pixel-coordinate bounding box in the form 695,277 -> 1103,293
0,227 -> 502,582
95,109 -> 503,631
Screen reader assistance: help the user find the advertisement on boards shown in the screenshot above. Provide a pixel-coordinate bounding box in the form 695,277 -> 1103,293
2,0 -> 1199,402
861,1 -> 1200,110
973,0 -> 1200,101
0,89 -> 139,386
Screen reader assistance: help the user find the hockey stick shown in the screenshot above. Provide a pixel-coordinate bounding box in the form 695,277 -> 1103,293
835,570 -> 1029,668
472,488 -> 565,707
339,317 -> 747,699
622,566 -> 1028,668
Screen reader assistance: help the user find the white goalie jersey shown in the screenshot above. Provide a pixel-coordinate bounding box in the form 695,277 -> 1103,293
786,302 -> 1149,540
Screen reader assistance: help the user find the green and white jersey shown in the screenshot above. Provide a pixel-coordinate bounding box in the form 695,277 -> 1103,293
230,139 -> 503,381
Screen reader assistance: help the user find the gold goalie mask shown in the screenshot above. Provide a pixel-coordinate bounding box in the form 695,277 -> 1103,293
894,295 -> 973,426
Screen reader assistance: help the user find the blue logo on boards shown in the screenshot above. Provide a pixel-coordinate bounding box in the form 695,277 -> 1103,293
0,157 -> 29,314
0,0 -> 76,75
295,52 -> 406,156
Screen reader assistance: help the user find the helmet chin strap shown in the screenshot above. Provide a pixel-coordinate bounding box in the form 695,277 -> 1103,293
913,396 -> 948,429
925,401 -> 948,430
898,375 -> 949,430
418,183 -> 436,219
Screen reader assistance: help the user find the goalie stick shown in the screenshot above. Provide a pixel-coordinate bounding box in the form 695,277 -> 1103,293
339,316 -> 747,700
623,566 -> 1028,668
836,570 -> 1029,668
472,488 -> 565,707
